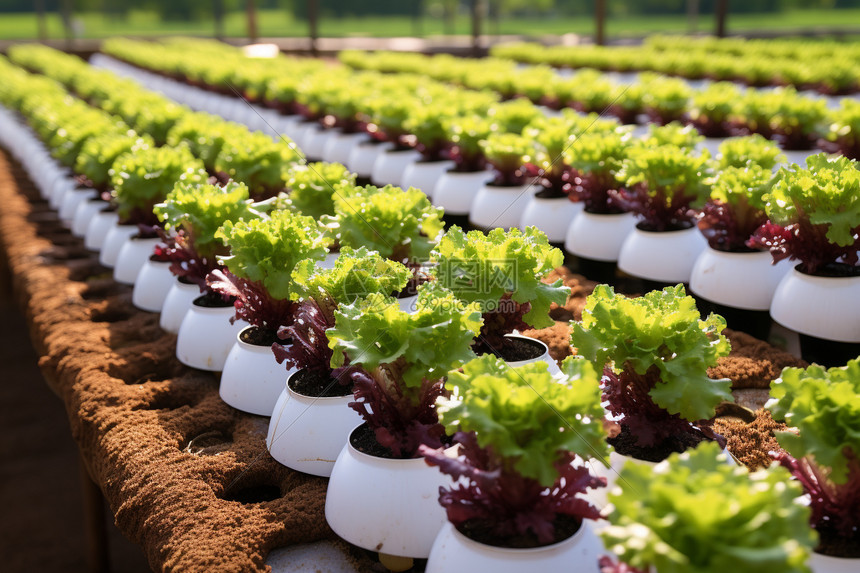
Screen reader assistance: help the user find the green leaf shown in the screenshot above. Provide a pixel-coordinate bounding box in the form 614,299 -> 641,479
291,246 -> 411,307
331,184 -> 444,262
767,358 -> 860,484
571,284 -> 732,421
430,226 -> 568,330
328,284 -> 483,390
216,210 -> 331,301
602,442 -> 815,573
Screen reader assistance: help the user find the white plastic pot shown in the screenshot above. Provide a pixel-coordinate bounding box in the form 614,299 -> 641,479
72,199 -> 108,238
159,278 -> 203,334
519,196 -> 583,243
770,268 -> 860,342
426,519 -> 603,573
84,210 -> 119,252
564,211 -> 637,262
400,160 -> 456,199
347,140 -> 393,178
267,371 -> 362,477
99,223 -> 139,269
302,126 -> 340,161
325,426 -> 455,559
220,327 -> 292,416
617,225 -> 707,284
371,148 -> 421,187
397,294 -> 419,315
176,298 -> 246,371
321,131 -> 369,165
114,237 -> 161,285
49,174 -> 78,209
432,170 -> 494,215
690,248 -> 791,311
469,183 -> 534,230
809,552 -> 860,573
132,259 -> 174,312
58,186 -> 95,225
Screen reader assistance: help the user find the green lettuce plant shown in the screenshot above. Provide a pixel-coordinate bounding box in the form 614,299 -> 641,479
421,356 -> 609,547
75,131 -> 152,192
716,134 -> 786,170
283,161 -> 356,220
823,99 -> 860,160
445,114 -> 493,172
749,154 -> 860,274
328,285 -> 483,457
640,73 -> 693,125
698,164 -> 774,251
209,209 -> 331,334
273,247 -> 411,392
166,112 -> 247,172
214,130 -> 301,199
686,81 -> 742,137
564,128 -> 631,213
110,145 -> 207,228
329,184 -> 444,264
598,442 -> 815,573
479,132 -> 535,186
154,180 -> 266,291
615,143 -> 712,230
766,358 -> 860,557
571,284 -> 732,460
430,225 -> 568,356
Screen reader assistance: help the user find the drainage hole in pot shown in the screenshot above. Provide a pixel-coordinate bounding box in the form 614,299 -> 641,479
182,428 -> 234,456
131,390 -> 201,412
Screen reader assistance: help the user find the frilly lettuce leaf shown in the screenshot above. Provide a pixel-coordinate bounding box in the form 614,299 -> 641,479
430,225 -> 568,329
216,209 -> 330,301
328,284 -> 483,389
440,354 -> 609,486
767,357 -> 860,484
571,284 -> 732,421
602,442 -> 814,573
291,246 -> 411,307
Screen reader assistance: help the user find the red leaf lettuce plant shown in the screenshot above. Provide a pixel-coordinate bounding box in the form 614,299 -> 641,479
208,209 -> 331,337
153,180 -> 266,292
327,285 -> 483,458
421,355 -> 610,547
766,358 -> 860,557
749,154 -> 860,276
479,132 -> 535,187
430,226 -> 569,357
571,284 -> 733,461
598,442 -> 815,573
564,128 -> 632,214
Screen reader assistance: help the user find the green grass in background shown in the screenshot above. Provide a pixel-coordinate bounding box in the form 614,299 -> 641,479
1,8 -> 860,41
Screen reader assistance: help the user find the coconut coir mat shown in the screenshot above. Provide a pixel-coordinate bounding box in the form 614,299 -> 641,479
0,150 -> 806,572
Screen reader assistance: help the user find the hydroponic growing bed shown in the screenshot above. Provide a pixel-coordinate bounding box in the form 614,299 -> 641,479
0,36 -> 857,573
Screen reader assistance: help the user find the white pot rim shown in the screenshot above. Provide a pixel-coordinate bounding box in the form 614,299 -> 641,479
190,296 -> 237,314
442,518 -> 593,555
345,423 -> 432,467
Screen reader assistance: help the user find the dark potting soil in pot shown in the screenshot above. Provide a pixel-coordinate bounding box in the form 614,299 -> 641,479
457,513 -> 583,549
239,326 -> 281,347
192,292 -> 234,308
481,335 -> 545,362
815,525 -> 860,559
287,369 -> 352,398
608,424 -> 707,463
349,422 -> 399,459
